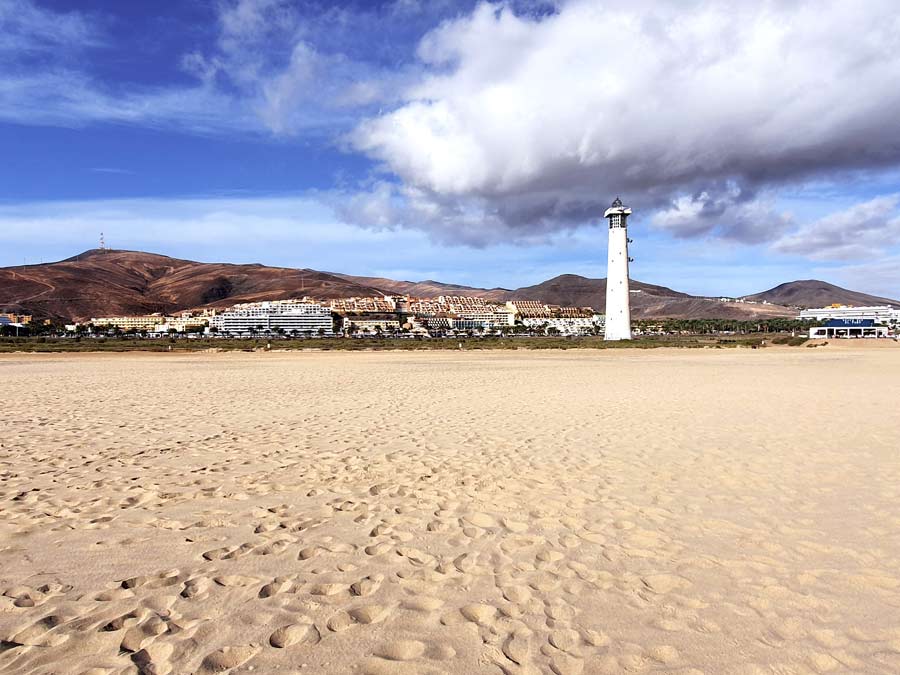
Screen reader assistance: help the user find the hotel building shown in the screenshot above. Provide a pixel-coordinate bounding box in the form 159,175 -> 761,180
211,301 -> 333,335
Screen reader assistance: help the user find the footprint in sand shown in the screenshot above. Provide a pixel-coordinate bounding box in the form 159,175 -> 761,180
269,622 -> 320,648
131,641 -> 175,675
362,639 -> 456,675
327,604 -> 392,632
350,574 -> 384,597
501,625 -> 533,666
120,615 -> 169,652
213,575 -> 259,588
6,615 -> 70,648
200,645 -> 259,672
258,578 -> 292,598
181,576 -> 214,600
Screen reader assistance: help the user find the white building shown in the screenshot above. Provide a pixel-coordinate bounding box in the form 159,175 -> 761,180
604,197 -> 633,340
522,316 -> 603,335
438,296 -> 515,327
212,301 -> 333,335
799,305 -> 900,326
343,317 -> 401,334
90,315 -> 163,331
809,319 -> 889,339
153,315 -> 209,334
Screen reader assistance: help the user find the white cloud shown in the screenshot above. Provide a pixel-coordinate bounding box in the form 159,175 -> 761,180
772,195 -> 900,261
329,181 -> 582,247
351,0 -> 900,241
180,0 -> 427,135
827,256 -> 900,300
0,0 -> 100,53
4,0 -> 900,263
0,0 -> 261,134
4,194 -> 896,298
652,185 -> 793,244
0,69 -> 258,133
0,196 -> 338,247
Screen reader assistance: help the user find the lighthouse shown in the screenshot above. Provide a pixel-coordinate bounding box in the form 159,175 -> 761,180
604,197 -> 633,341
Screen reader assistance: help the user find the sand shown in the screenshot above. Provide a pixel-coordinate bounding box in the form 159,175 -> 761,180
1,346 -> 900,675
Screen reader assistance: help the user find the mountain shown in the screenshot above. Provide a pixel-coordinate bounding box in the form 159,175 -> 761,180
340,272 -> 796,319
337,273 -> 691,307
334,274 -> 512,302
504,274 -> 796,319
0,249 -> 385,321
744,280 -> 900,308
509,274 -> 687,306
4,248 -> 882,322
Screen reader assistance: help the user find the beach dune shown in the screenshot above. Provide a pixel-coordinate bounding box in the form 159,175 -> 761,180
1,348 -> 899,674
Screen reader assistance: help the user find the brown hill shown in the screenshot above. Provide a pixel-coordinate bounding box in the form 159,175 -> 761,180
508,274 -> 795,319
744,280 -> 900,308
341,272 -> 797,319
509,274 -> 685,306
0,249 -> 384,321
335,274 -> 512,302
0,249 -> 839,322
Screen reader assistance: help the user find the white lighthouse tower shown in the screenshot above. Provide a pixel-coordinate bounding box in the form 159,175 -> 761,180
603,196 -> 633,340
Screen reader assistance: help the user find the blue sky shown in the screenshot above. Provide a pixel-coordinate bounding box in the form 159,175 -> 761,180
2,0 -> 900,297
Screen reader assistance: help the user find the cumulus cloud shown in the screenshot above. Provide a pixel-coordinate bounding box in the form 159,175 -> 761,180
329,180 -> 589,247
652,184 -> 793,244
350,0 -> 900,242
5,0 -> 900,259
772,195 -> 900,261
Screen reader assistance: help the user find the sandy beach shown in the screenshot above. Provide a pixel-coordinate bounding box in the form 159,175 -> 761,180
1,346 -> 900,674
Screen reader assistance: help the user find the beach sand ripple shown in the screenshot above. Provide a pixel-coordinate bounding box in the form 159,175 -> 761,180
1,348 -> 899,673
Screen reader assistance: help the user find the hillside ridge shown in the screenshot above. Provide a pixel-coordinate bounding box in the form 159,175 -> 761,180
3,249 -> 895,321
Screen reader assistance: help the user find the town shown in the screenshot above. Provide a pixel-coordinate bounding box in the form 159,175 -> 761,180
56,295 -> 604,339
3,297 -> 898,342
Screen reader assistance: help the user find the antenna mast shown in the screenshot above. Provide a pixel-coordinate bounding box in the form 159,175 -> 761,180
99,232 -> 106,252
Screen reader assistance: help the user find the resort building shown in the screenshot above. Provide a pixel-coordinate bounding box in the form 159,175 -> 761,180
506,300 -> 549,318
63,294 -> 611,339
799,305 -> 900,325
343,316 -> 401,334
437,296 -> 515,326
152,315 -> 210,334
0,313 -> 32,324
211,301 -> 333,335
521,315 -> 604,335
329,297 -> 395,313
414,316 -> 452,332
809,319 -> 889,339
90,315 -> 164,331
408,298 -> 449,316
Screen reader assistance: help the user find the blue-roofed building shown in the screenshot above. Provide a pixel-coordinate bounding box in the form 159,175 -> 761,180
810,318 -> 888,338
